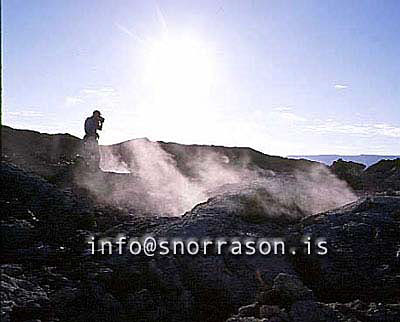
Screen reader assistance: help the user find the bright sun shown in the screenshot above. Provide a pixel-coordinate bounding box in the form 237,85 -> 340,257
144,35 -> 216,109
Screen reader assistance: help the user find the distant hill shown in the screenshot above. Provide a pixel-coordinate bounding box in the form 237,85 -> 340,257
289,154 -> 400,167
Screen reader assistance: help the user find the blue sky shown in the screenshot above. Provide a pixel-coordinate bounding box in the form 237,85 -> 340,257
3,0 -> 400,155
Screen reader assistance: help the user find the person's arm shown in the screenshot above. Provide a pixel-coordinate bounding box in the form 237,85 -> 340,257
97,117 -> 104,131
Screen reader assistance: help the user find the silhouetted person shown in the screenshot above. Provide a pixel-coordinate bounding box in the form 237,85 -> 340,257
85,110 -> 104,140
83,110 -> 104,169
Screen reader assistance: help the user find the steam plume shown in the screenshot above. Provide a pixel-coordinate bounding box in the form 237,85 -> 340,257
77,139 -> 357,216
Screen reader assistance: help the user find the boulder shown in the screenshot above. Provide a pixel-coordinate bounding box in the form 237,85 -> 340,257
272,273 -> 314,303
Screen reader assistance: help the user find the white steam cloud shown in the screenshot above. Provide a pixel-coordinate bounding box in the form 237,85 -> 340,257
77,139 -> 357,217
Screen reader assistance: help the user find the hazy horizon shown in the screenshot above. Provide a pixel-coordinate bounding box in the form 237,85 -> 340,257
3,0 -> 400,156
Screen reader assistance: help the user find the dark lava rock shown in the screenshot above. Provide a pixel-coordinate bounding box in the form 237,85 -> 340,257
1,161 -> 400,322
330,158 -> 366,191
238,303 -> 259,317
363,158 -> 400,192
1,219 -> 37,250
1,266 -> 51,322
330,158 -> 400,193
272,273 -> 314,303
295,196 -> 400,303
229,283 -> 400,322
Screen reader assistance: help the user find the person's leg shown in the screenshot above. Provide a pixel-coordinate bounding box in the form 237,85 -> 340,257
82,136 -> 100,170
93,139 -> 101,170
81,136 -> 90,165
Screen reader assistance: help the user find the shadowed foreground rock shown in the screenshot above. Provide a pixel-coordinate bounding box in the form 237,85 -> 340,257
227,273 -> 400,322
330,158 -> 400,193
1,162 -> 399,321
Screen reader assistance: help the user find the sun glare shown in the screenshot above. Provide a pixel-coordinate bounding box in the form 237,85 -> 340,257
144,35 -> 216,108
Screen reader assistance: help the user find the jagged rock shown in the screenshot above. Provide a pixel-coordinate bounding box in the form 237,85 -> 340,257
328,300 -> 400,322
1,269 -> 51,322
329,158 -> 400,193
259,304 -> 280,318
230,296 -> 400,322
295,196 -> 400,302
238,303 -> 259,317
330,159 -> 366,190
272,273 -> 314,303
289,300 -> 341,322
227,317 -> 267,322
1,219 -> 37,249
50,286 -> 80,306
257,289 -> 289,307
363,158 -> 400,192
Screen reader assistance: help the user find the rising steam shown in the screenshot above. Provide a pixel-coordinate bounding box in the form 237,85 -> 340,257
77,139 -> 357,216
